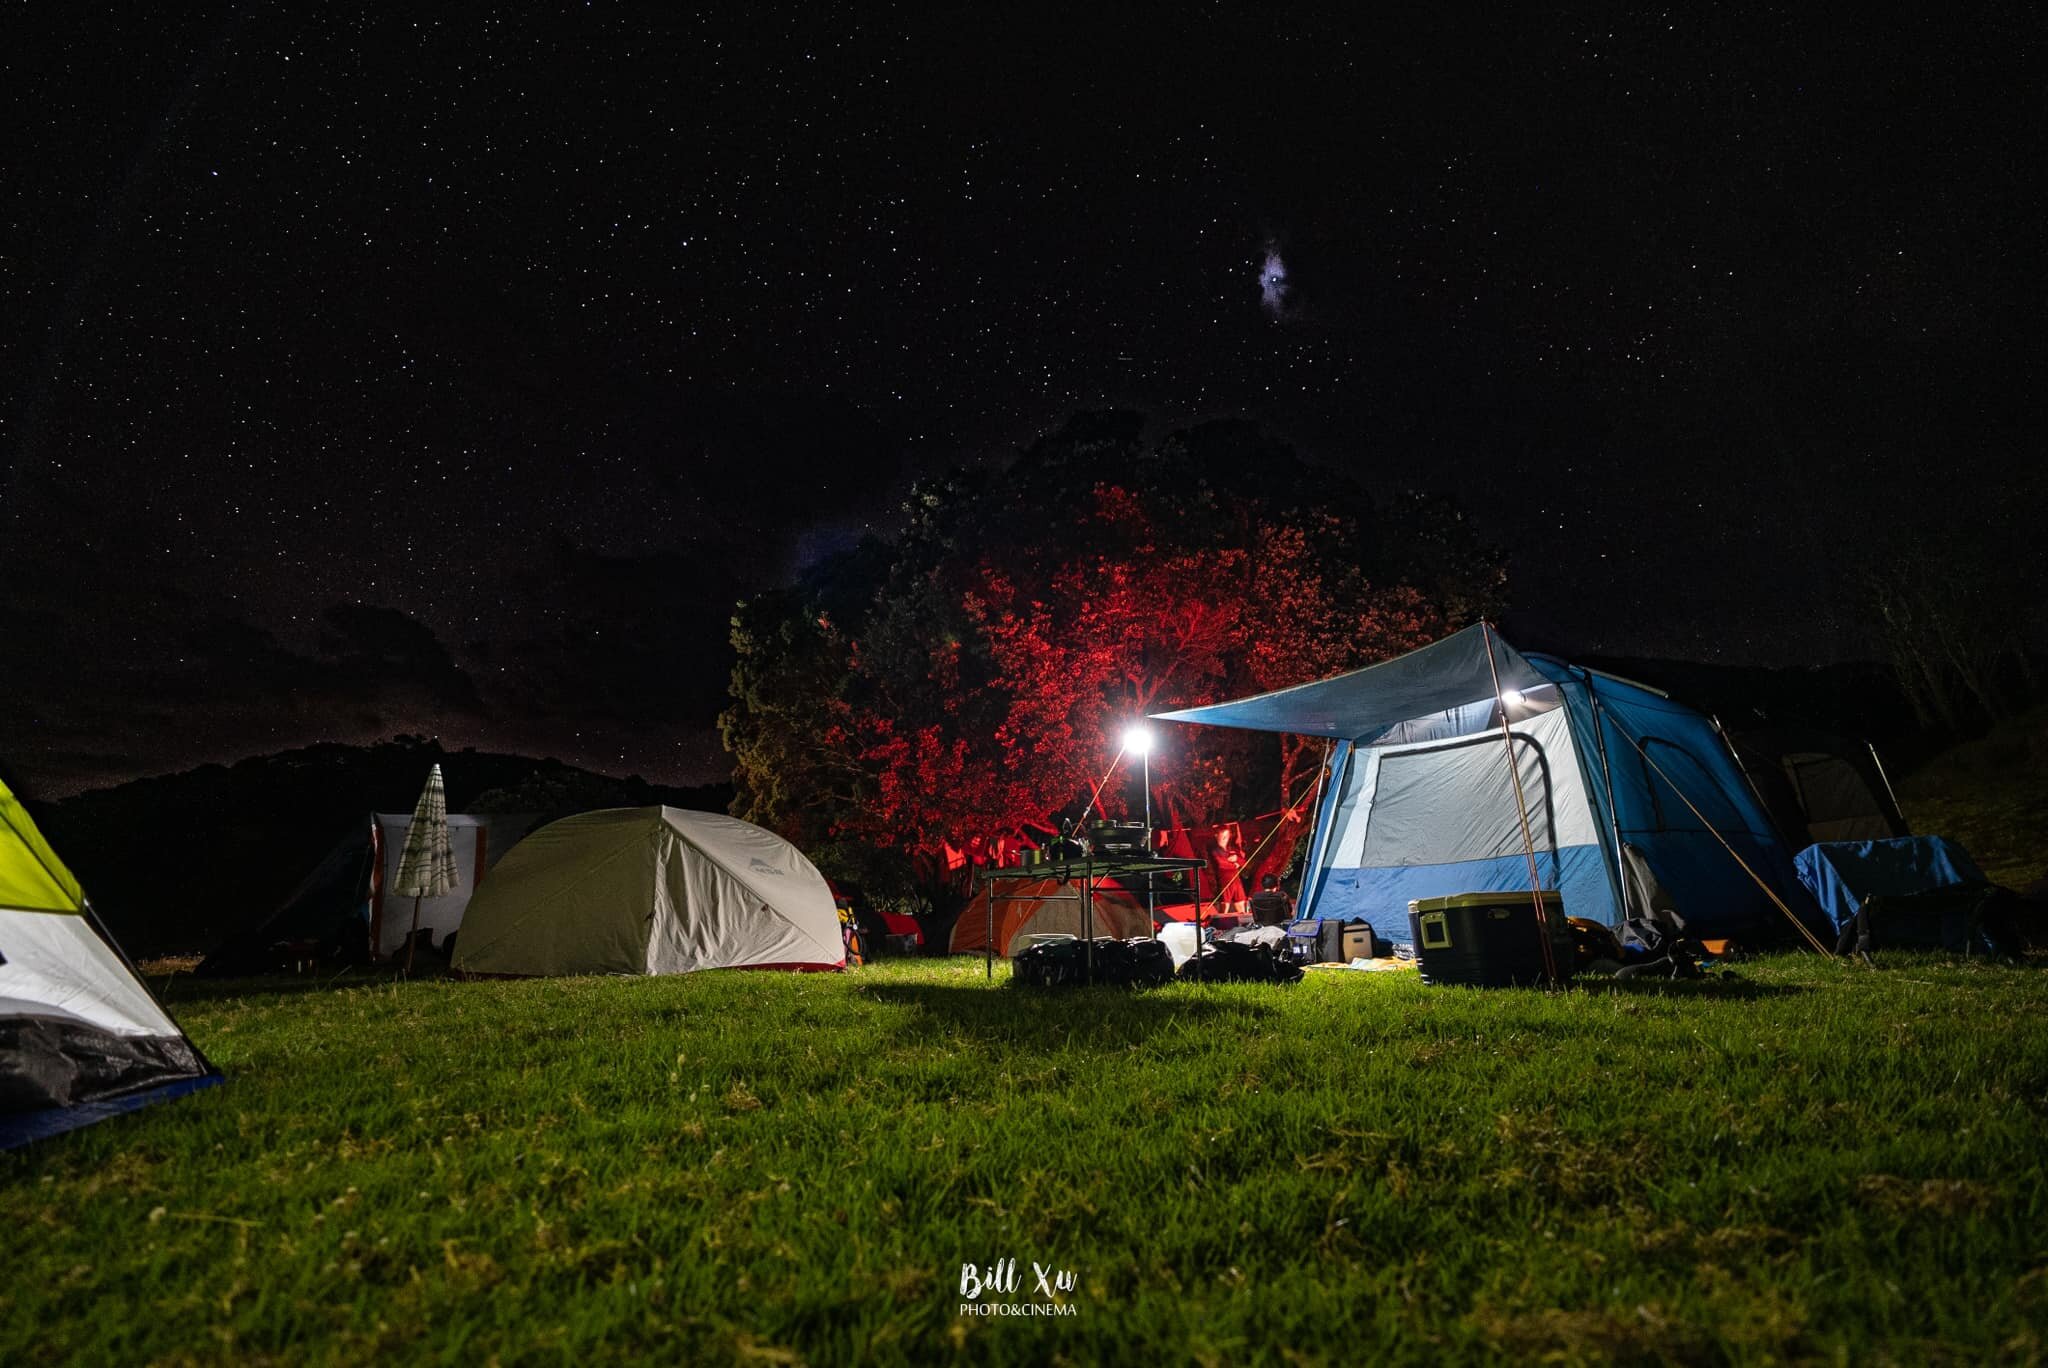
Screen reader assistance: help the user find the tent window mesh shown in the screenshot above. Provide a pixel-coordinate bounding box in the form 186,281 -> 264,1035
1361,733 -> 1557,866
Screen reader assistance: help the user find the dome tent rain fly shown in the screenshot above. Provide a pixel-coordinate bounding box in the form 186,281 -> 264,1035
451,807 -> 845,976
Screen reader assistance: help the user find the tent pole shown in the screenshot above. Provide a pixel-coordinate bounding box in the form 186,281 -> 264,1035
1580,674 -> 1632,921
403,894 -> 423,977
1714,713 -> 1799,851
1084,860 -> 1096,984
1143,746 -> 1156,940
1868,742 -> 1907,832
1299,740 -> 1346,920
1075,747 -> 1128,828
1299,739 -> 1332,880
1481,624 -> 1560,982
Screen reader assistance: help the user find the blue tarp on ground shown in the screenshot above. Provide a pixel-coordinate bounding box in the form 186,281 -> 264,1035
1794,836 -> 1991,932
0,1073 -> 224,1150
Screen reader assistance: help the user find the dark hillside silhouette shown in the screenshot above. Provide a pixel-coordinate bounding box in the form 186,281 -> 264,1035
21,737 -> 731,955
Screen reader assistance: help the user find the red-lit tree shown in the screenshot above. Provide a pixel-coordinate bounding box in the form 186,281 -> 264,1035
721,413 -> 1504,920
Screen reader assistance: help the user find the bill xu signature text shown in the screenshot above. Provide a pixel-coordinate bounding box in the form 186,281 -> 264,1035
958,1258 -> 1080,1317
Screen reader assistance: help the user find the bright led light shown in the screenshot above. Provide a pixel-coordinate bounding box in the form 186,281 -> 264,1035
1500,689 -> 1525,707
1122,724 -> 1154,755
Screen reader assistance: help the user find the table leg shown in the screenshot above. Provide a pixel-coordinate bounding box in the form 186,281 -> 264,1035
1084,863 -> 1095,984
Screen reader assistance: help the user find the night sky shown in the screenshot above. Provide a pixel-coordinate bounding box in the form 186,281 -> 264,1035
5,8 -> 2039,797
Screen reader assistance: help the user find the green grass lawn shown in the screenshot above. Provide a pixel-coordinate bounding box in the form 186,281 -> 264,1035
1901,774 -> 2048,895
6,956 -> 2047,1365
1896,703 -> 2048,894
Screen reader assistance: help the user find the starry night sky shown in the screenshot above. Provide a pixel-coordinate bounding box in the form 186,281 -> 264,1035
4,7 -> 2039,796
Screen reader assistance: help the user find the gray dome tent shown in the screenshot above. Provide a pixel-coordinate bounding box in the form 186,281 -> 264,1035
452,808 -> 844,977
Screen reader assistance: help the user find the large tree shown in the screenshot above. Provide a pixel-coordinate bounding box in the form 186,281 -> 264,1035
1864,542 -> 2036,731
720,413 -> 1504,917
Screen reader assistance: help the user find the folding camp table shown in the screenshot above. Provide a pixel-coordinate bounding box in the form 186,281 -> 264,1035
976,855 -> 1208,983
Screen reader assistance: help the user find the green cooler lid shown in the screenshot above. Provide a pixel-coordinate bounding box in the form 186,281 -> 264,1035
1408,890 -> 1564,913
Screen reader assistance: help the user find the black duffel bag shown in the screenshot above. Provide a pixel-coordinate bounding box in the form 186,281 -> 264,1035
1175,939 -> 1304,985
1012,936 -> 1175,988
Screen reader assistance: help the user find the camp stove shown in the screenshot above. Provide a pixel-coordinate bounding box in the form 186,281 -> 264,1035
1087,819 -> 1152,857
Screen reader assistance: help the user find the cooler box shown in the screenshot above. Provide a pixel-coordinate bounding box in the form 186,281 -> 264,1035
1407,891 -> 1573,987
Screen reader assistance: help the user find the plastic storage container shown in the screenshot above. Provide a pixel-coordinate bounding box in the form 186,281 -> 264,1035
1407,891 -> 1573,987
1284,918 -> 1380,964
1317,920 -> 1379,963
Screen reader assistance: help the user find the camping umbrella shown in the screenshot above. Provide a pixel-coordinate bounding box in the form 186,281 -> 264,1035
391,764 -> 458,974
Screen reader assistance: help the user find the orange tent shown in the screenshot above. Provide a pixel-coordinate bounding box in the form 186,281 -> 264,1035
950,877 -> 1154,956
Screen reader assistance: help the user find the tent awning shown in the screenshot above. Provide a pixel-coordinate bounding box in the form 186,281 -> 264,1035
1150,623 -> 1549,740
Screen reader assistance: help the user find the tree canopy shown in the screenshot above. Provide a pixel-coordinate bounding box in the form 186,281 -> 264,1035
720,413 -> 1506,910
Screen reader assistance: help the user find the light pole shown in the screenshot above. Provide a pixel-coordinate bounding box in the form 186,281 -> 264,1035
1123,724 -> 1155,939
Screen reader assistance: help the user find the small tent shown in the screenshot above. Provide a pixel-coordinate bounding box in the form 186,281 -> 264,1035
451,807 -> 844,977
1731,729 -> 1909,846
1155,624 -> 1818,946
197,811 -> 535,974
3,775 -> 220,1147
950,877 -> 1154,956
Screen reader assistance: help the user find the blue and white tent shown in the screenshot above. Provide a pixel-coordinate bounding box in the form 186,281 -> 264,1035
1155,624 -> 1814,946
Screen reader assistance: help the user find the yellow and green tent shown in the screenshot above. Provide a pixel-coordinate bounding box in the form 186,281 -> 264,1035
2,775 -> 219,1147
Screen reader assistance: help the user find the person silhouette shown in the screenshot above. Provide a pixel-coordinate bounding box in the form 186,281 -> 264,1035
1206,824 -> 1250,923
1249,873 -> 1293,926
